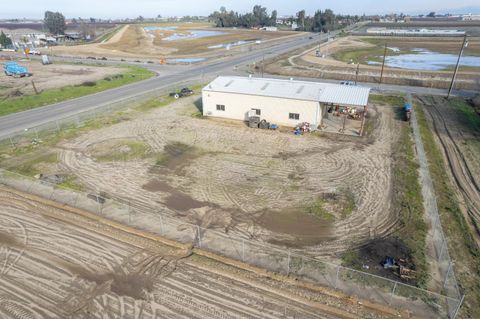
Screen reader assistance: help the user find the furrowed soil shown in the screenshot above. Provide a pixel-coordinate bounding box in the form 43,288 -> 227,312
0,185 -> 402,319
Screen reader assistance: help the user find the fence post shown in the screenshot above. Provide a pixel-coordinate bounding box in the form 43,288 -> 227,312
334,266 -> 341,289
444,261 -> 453,289
242,238 -> 245,262
33,127 -> 39,140
287,250 -> 291,275
196,225 -> 202,248
439,239 -> 447,261
9,135 -> 14,148
55,120 -> 60,132
389,282 -> 398,305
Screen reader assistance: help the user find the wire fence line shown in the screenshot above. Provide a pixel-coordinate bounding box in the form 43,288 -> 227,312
0,81 -> 464,318
0,169 -> 464,318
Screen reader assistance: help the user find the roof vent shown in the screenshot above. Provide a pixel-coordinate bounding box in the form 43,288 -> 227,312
290,77 -> 294,81
261,83 -> 269,90
249,74 -> 253,78
296,85 -> 305,94
225,80 -> 234,87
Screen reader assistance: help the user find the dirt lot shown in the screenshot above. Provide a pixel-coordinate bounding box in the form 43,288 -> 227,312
50,23 -> 299,59
1,94 -> 402,261
0,185 -> 402,319
0,60 -> 123,97
264,36 -> 480,90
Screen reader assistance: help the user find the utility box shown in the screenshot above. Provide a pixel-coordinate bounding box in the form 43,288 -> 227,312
42,55 -> 51,65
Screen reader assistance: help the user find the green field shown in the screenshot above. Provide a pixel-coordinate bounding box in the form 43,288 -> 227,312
0,65 -> 155,117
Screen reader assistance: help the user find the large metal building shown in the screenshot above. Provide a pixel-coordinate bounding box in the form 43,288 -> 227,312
202,76 -> 371,134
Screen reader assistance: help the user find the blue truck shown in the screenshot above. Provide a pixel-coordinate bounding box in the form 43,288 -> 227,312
3,61 -> 30,77
404,102 -> 412,122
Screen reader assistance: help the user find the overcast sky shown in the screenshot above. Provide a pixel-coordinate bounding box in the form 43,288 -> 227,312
1,0 -> 478,19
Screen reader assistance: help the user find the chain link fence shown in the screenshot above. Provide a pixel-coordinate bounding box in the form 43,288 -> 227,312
0,169 -> 464,318
0,83 -> 464,318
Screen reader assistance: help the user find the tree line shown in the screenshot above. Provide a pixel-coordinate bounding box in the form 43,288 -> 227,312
209,6 -> 360,31
209,5 -> 277,28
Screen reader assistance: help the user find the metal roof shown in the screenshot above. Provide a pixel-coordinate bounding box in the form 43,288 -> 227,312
203,76 -> 370,107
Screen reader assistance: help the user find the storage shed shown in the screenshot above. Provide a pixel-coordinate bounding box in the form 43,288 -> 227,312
202,76 -> 371,135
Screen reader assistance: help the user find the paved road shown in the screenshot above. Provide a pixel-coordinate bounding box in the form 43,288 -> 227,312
0,33 -> 326,139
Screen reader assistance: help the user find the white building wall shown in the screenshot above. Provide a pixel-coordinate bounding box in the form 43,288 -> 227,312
202,91 -> 321,127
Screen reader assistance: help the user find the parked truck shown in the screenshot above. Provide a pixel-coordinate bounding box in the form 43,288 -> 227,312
3,61 -> 30,77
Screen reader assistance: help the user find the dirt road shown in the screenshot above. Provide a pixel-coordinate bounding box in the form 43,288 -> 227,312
0,185 -> 398,319
416,96 -> 480,246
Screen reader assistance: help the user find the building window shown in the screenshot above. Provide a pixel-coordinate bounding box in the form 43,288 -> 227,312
289,113 -> 300,120
252,108 -> 261,115
216,104 -> 225,111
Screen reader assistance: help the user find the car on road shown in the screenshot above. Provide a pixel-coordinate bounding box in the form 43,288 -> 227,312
340,80 -> 356,86
169,87 -> 194,99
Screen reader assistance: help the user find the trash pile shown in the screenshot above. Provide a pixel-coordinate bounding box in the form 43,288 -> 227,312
248,116 -> 277,130
382,256 -> 416,280
294,122 -> 313,135
329,105 -> 361,120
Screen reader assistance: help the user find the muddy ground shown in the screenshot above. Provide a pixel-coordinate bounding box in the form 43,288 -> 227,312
0,59 -> 123,97
264,36 -> 480,91
3,93 -> 402,261
0,186 -> 403,319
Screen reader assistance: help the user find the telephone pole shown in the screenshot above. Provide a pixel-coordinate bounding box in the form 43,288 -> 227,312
379,42 -> 387,83
355,63 -> 360,85
447,34 -> 468,99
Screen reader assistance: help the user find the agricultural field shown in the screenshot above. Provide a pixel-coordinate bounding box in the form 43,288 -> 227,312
0,60 -> 154,116
0,186 -> 401,319
265,36 -> 480,90
49,23 -> 300,60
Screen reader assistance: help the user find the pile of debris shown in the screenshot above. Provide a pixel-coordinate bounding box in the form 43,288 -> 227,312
383,256 -> 416,280
248,115 -> 277,130
294,122 -> 313,135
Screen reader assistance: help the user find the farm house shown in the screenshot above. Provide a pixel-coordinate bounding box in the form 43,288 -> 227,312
202,76 -> 371,135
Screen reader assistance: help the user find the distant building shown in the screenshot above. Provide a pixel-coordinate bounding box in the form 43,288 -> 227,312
463,14 -> 480,21
202,76 -> 370,132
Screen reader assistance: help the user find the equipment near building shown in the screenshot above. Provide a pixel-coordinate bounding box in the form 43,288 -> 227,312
404,103 -> 412,122
41,55 -> 51,65
3,61 -> 30,77
248,115 -> 260,128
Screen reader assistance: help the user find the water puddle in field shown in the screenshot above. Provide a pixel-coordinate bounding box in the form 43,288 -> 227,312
143,26 -> 178,31
162,30 -> 226,41
169,58 -> 206,63
208,40 -> 255,49
257,208 -> 334,247
368,48 -> 480,71
142,179 -> 209,211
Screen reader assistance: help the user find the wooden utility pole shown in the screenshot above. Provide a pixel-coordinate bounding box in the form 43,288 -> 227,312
447,35 -> 468,99
379,42 -> 387,83
355,63 -> 360,85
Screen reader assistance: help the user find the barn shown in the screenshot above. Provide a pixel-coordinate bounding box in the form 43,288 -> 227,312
202,76 -> 371,135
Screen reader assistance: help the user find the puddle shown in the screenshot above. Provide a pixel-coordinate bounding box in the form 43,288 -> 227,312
169,58 -> 206,63
257,208 -> 334,247
144,26 -> 178,31
0,232 -> 21,247
155,142 -> 204,171
162,30 -> 226,41
142,179 -> 209,211
208,40 -> 255,49
368,48 -> 480,71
